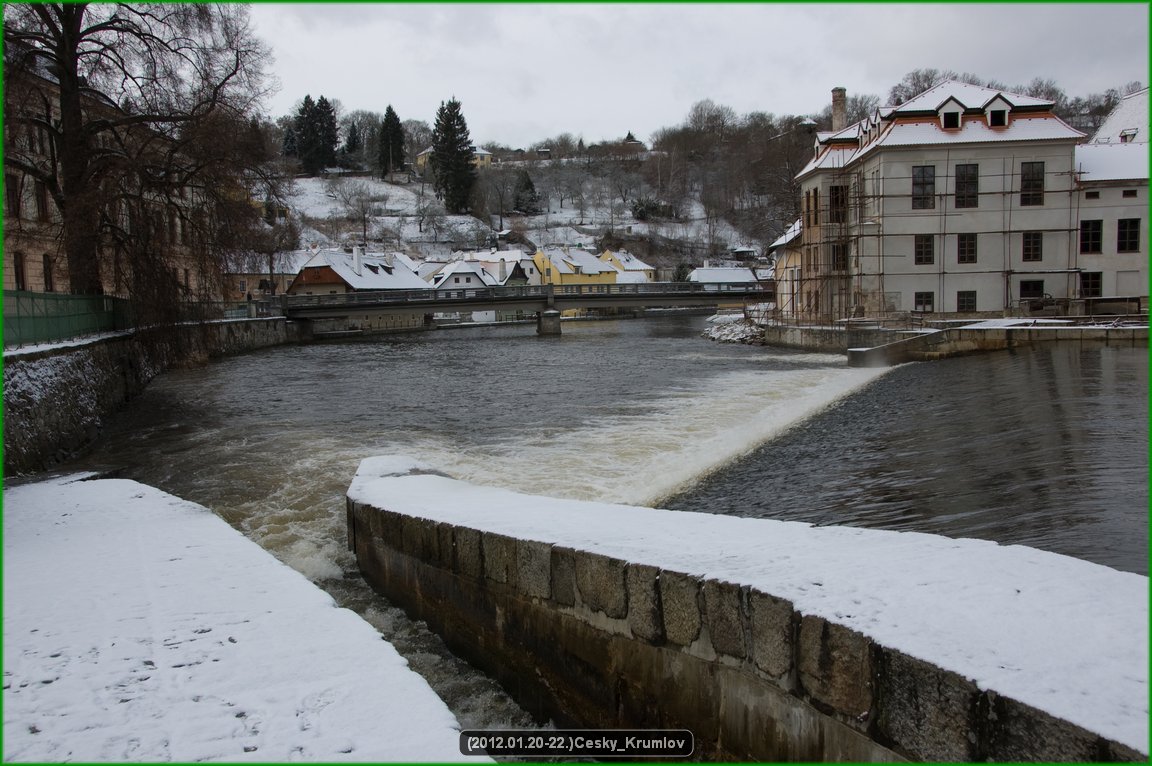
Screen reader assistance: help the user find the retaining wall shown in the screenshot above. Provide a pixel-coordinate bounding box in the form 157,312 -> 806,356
848,326 -> 1148,367
347,487 -> 1144,762
3,318 -> 300,475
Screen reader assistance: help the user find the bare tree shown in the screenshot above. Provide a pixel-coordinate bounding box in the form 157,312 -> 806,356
4,3 -> 273,308
329,178 -> 386,244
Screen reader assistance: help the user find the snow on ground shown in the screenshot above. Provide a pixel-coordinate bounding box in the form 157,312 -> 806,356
3,475 -> 481,763
3,331 -> 134,358
350,456 -> 1149,754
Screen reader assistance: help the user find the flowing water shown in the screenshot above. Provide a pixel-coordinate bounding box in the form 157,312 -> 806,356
68,315 -> 1148,728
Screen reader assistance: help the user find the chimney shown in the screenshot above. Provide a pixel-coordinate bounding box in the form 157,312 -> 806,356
499,259 -> 508,282
832,87 -> 847,132
352,245 -> 363,276
384,252 -> 394,268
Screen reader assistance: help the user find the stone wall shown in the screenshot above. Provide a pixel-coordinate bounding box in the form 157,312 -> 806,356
848,326 -> 1148,367
347,499 -> 1142,762
3,318 -> 298,475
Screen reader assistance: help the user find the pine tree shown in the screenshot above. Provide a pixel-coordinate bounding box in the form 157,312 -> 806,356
513,169 -> 541,214
431,98 -> 476,214
378,105 -> 405,178
315,96 -> 338,169
294,95 -> 319,173
282,124 -> 298,157
344,122 -> 362,156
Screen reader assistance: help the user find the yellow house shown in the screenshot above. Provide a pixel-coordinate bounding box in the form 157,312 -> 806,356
598,249 -> 655,282
533,247 -> 620,287
415,146 -> 493,174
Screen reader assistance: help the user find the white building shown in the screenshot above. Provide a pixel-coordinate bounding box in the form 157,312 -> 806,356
786,82 -> 1146,320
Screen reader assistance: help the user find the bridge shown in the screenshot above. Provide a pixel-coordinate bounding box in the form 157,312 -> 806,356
281,282 -> 771,334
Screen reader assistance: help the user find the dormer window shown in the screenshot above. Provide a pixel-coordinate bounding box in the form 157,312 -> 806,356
989,109 -> 1007,127
1120,129 -> 1137,143
943,112 -> 960,129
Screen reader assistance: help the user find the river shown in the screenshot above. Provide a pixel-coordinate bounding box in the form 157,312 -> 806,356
69,315 -> 1148,728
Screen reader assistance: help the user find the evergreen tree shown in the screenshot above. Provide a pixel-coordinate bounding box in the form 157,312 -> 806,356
378,105 -> 405,178
315,96 -> 339,169
344,122 -> 362,156
282,124 -> 298,157
294,95 -> 322,174
513,169 -> 541,214
430,98 -> 476,214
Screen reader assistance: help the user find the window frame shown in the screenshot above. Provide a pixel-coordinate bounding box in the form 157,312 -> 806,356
1019,280 -> 1046,300
911,165 -> 935,209
1080,220 -> 1103,254
957,232 -> 977,264
914,234 -> 935,265
1020,161 -> 1045,206
1080,272 -> 1103,298
1117,219 -> 1140,253
1022,231 -> 1044,262
956,290 -> 977,312
913,291 -> 935,312
954,164 -> 979,208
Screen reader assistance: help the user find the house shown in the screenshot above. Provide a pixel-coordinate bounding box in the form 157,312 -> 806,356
533,247 -> 620,286
414,146 -> 494,174
476,250 -> 540,286
789,82 -> 1103,320
426,259 -> 498,290
1072,87 -> 1149,311
223,250 -> 313,301
599,249 -> 655,282
287,246 -> 430,295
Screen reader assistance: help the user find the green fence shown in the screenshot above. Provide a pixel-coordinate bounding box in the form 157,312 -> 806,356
2,291 -> 135,349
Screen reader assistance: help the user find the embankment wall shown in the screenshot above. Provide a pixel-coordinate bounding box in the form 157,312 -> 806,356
347,492 -> 1143,762
3,318 -> 300,475
848,326 -> 1147,367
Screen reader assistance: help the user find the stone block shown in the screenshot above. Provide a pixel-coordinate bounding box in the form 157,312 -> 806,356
797,615 -> 873,724
983,691 -> 1108,761
748,589 -> 794,681
376,507 -> 403,546
482,532 -> 518,586
874,647 -> 978,761
625,564 -> 664,644
400,515 -> 436,560
454,526 -> 483,580
703,580 -> 746,659
516,539 -> 552,600
574,551 -> 627,619
433,521 -> 455,570
660,571 -> 702,647
550,547 -> 577,607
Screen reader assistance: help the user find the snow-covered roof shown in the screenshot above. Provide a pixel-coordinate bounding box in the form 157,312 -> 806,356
1075,143 -> 1150,182
428,259 -> 499,287
540,247 -> 618,276
1092,88 -> 1149,145
602,249 -> 654,272
687,267 -> 758,284
298,248 -> 430,291
870,115 -> 1083,148
769,219 -> 802,251
892,81 -> 1053,113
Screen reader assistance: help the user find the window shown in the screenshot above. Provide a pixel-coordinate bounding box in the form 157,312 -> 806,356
1080,272 -> 1102,298
812,188 -> 819,225
957,233 -> 977,264
14,252 -> 26,290
1080,220 -> 1102,253
989,109 -> 1007,127
1122,189 -> 1137,198
914,234 -> 935,265
914,291 -> 935,312
1085,190 -> 1100,200
831,242 -> 848,271
957,290 -> 977,312
1118,219 -> 1140,252
5,173 -> 22,218
1020,280 -> 1045,299
42,254 -> 54,292
1023,231 -> 1043,262
954,164 -> 978,208
454,276 -> 461,284
1020,162 -> 1044,205
804,190 -> 811,227
829,185 -> 848,223
34,181 -> 49,222
943,111 -> 960,129
912,165 -> 935,209
238,279 -> 247,293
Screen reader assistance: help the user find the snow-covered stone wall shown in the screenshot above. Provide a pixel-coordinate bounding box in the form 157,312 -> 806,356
3,318 -> 295,475
347,457 -> 1148,762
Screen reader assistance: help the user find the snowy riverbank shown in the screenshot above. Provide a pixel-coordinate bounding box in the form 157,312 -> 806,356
2,474 -> 481,762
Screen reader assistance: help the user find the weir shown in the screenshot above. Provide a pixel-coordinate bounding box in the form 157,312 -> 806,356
347,459 -> 1148,763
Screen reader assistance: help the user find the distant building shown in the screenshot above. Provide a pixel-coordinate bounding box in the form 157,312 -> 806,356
287,246 -> 429,295
599,249 -> 655,282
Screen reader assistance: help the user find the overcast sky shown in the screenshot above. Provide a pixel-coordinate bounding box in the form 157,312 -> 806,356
248,3 -> 1149,148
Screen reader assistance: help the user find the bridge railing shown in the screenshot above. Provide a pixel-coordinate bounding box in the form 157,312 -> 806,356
282,282 -> 768,311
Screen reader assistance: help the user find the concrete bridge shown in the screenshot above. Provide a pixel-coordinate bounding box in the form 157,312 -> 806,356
282,282 -> 770,335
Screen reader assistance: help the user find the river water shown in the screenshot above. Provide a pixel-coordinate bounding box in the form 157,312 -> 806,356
69,315 -> 1148,727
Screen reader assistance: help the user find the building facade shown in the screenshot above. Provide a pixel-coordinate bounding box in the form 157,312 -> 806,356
785,82 -> 1147,321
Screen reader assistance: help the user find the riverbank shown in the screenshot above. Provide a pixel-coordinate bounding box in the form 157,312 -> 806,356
2,473 -> 479,762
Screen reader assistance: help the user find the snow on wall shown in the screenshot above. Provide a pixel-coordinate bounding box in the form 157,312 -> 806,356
348,456 -> 1149,758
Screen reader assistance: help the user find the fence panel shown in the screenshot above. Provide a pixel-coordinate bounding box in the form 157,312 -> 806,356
2,291 -> 133,349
